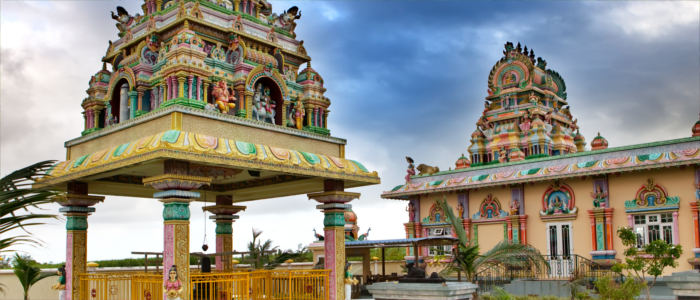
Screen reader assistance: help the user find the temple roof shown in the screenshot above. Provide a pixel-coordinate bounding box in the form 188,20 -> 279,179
383,136 -> 700,200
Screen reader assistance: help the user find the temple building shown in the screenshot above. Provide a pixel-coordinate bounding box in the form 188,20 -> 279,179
381,42 -> 700,275
34,1 -> 380,300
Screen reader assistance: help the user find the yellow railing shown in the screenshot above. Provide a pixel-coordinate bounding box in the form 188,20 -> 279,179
79,269 -> 330,300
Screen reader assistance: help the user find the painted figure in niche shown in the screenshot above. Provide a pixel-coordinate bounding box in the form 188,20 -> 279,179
498,147 -> 508,163
546,193 -> 568,214
406,202 -> 415,222
111,6 -> 134,34
510,198 -> 520,215
591,185 -> 608,208
51,265 -> 66,300
519,115 -> 531,132
211,81 -> 236,114
457,202 -> 464,220
226,34 -> 242,65
405,157 -> 416,183
163,265 -> 183,300
252,83 -> 276,123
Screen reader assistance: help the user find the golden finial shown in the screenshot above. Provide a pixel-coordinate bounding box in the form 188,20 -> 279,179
184,20 -> 190,29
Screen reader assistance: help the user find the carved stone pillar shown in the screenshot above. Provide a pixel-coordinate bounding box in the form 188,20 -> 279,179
245,91 -> 254,119
308,181 -> 359,300
202,195 -> 246,271
58,182 -> 103,300
119,83 -> 129,122
187,75 -> 194,99
128,90 -> 138,119
143,161 -> 211,300
137,90 -> 144,112
177,76 -> 185,98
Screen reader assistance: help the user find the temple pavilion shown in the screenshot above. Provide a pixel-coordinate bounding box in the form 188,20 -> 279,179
34,1 -> 379,300
382,42 -> 700,276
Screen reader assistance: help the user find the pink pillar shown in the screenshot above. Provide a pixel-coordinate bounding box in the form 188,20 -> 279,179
309,183 -> 359,300
627,214 -> 634,228
672,211 -> 679,245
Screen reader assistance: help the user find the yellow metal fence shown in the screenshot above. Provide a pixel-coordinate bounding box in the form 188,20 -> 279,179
78,269 -> 329,300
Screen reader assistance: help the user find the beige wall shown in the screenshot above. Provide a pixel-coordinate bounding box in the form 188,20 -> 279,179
608,168 -> 696,274
412,166 -> 697,275
0,270 -> 58,300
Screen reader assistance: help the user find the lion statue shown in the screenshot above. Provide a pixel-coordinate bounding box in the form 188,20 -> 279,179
416,164 -> 440,176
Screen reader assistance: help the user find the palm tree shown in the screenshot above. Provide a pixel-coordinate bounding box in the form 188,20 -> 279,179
1,160 -> 57,253
436,196 -> 548,282
246,229 -> 278,269
13,253 -> 56,300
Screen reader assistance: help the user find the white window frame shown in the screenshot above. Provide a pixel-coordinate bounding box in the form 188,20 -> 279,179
633,213 -> 674,249
545,222 -> 574,258
427,227 -> 452,256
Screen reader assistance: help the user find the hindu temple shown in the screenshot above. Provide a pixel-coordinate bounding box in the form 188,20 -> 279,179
382,42 -> 700,276
34,1 -> 379,300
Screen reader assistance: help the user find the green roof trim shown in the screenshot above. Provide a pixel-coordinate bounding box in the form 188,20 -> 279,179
73,155 -> 89,168
429,180 -> 443,186
415,136 -> 700,178
350,160 -> 369,173
391,185 -> 404,191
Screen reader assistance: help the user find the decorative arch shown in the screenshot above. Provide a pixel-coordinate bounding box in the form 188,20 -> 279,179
488,54 -> 533,94
104,67 -> 136,102
427,201 -> 446,223
245,64 -> 289,101
472,194 -> 506,220
540,181 -> 576,216
626,178 -> 679,211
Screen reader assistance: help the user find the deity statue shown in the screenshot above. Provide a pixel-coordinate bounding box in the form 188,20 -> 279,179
163,265 -> 183,300
547,195 -> 565,214
344,262 -> 359,300
405,156 -> 416,183
252,83 -> 276,123
510,198 -> 520,215
211,81 -> 236,114
111,6 -> 134,34
591,185 -> 608,208
406,201 -> 415,222
51,265 -> 66,300
457,202 -> 464,219
498,147 -> 508,163
269,6 -> 301,36
519,115 -> 531,132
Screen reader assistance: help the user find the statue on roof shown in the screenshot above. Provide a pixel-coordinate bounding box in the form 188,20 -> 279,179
270,6 -> 301,36
405,156 -> 416,183
111,6 -> 134,34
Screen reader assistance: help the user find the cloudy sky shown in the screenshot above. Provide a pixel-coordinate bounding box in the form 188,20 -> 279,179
1,1 -> 699,264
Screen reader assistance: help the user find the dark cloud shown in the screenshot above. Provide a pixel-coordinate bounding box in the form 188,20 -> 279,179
1,1 -> 698,262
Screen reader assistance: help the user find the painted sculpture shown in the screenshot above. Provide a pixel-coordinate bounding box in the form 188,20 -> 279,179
405,156 -> 416,182
211,81 -> 236,114
591,185 -> 608,208
312,228 -> 324,241
540,182 -> 577,215
164,265 -> 183,300
110,6 -> 135,34
406,201 -> 415,222
268,6 -> 302,36
51,265 -> 66,300
416,164 -> 439,176
344,262 -> 358,300
252,83 -> 276,124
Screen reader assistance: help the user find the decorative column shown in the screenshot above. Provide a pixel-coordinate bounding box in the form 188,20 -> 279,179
308,180 -> 359,300
691,168 -> 700,266
143,161 -> 211,300
58,182 -> 104,300
604,209 -> 614,251
178,76 -> 185,98
518,215 -> 527,244
203,81 -> 210,104
245,91 -> 253,119
128,90 -> 138,119
323,110 -> 329,128
119,83 -> 129,122
202,195 -> 246,271
234,85 -> 245,116
137,90 -> 144,112
187,75 -> 194,99
197,78 -> 203,101
234,0 -> 240,12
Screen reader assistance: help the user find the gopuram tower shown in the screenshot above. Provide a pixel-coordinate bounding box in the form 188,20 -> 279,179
35,2 -> 379,300
468,42 -> 584,165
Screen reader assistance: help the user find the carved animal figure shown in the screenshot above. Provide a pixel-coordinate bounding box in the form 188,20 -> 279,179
358,228 -> 371,241
416,164 -> 440,176
312,228 -> 324,241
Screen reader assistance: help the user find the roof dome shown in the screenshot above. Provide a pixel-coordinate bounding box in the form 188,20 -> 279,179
296,62 -> 324,86
509,148 -> 525,162
344,209 -> 357,224
591,132 -> 608,150
574,131 -> 585,142
455,154 -> 471,169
